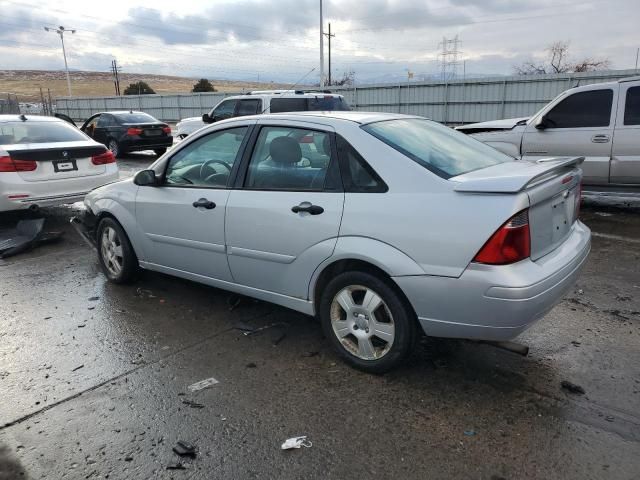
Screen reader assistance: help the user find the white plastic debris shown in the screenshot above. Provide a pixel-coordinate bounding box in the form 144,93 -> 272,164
281,436 -> 312,450
187,377 -> 219,392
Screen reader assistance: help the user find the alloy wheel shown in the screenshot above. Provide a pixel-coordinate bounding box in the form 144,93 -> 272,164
330,285 -> 395,360
100,226 -> 124,277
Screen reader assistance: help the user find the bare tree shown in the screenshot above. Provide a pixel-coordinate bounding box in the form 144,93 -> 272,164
329,70 -> 355,87
514,41 -> 610,75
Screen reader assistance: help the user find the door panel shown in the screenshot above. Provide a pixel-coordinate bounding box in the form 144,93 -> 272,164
611,84 -> 640,184
225,191 -> 343,298
521,88 -> 617,185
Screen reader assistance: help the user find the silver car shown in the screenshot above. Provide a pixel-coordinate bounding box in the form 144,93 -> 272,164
78,112 -> 591,372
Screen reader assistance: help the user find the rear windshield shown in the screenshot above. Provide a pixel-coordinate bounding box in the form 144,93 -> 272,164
361,118 -> 512,179
270,96 -> 351,113
114,113 -> 157,123
0,121 -> 87,145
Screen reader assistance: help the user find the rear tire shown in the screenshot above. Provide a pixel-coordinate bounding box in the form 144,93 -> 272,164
319,271 -> 417,373
154,148 -> 167,156
96,217 -> 139,284
107,139 -> 121,158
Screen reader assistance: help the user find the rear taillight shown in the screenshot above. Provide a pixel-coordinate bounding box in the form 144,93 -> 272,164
91,151 -> 116,165
162,126 -> 171,134
0,155 -> 37,172
473,209 -> 531,265
127,127 -> 143,136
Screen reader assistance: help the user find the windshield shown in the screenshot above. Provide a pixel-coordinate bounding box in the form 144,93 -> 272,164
0,120 -> 87,145
362,118 -> 512,178
114,113 -> 158,123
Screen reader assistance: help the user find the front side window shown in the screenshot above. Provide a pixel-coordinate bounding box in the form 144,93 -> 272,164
236,99 -> 261,117
164,127 -> 248,188
544,89 -> 613,128
245,126 -> 333,190
624,86 -> 640,125
213,100 -> 238,120
362,118 -> 512,179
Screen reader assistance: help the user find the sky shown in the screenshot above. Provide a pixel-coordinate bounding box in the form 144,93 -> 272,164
0,0 -> 638,84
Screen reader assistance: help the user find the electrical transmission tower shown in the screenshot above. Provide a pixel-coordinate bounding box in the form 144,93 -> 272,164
439,35 -> 462,81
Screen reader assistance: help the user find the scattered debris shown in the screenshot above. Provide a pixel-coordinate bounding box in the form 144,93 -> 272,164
124,456 -> 133,462
605,415 -> 615,422
173,441 -> 197,458
72,365 -> 84,372
245,362 -> 257,368
227,295 -> 242,311
88,296 -> 100,301
561,380 -> 586,395
233,321 -> 255,332
302,351 -> 320,358
272,331 -> 287,346
571,340 -> 581,346
464,430 -> 477,436
182,399 -> 205,409
187,377 -> 219,392
243,322 -> 288,337
77,324 -> 86,328
0,219 -> 63,259
577,289 -> 584,295
136,288 -> 156,299
616,294 -> 632,302
281,436 -> 312,450
166,462 -> 187,470
43,316 -> 52,320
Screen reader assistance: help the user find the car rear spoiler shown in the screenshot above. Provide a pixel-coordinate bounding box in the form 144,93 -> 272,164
452,157 -> 584,194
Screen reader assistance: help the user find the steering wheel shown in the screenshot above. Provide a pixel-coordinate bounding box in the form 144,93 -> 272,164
199,159 -> 232,180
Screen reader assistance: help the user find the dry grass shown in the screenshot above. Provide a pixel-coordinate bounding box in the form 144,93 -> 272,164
0,70 -> 291,101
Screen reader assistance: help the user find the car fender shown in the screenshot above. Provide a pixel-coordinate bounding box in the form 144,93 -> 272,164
307,235 -> 425,301
91,197 -> 147,261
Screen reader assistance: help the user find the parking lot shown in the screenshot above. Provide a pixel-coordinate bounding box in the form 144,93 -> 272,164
0,152 -> 639,479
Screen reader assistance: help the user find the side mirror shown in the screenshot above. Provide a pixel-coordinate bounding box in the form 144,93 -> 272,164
134,169 -> 159,187
202,113 -> 214,124
535,116 -> 549,130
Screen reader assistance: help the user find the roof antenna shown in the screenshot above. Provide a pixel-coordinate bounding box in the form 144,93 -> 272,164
258,67 -> 316,115
19,114 -> 27,121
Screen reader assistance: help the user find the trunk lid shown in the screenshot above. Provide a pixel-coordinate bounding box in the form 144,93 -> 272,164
452,157 -> 583,261
4,141 -> 108,182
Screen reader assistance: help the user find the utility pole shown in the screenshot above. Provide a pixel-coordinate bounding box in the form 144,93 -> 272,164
323,23 -> 335,86
110,59 -> 121,95
44,26 -> 76,96
319,0 -> 324,86
636,47 -> 639,70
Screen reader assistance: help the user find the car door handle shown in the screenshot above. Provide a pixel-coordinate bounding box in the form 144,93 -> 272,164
192,198 -> 216,209
591,134 -> 610,143
291,203 -> 324,215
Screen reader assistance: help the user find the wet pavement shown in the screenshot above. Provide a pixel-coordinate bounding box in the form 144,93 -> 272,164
0,162 -> 639,479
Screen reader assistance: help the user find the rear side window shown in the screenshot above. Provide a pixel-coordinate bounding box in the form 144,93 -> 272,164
624,86 -> 640,125
545,89 -> 613,128
0,121 -> 87,145
236,99 -> 261,117
270,98 -> 308,113
308,96 -> 350,111
336,136 -> 387,192
97,115 -> 115,127
362,118 -> 511,179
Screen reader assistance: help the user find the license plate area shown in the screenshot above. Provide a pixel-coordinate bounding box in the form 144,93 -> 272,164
53,159 -> 78,173
145,130 -> 161,136
550,187 -> 576,243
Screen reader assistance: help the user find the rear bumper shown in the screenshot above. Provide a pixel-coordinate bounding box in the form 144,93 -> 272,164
394,221 -> 591,341
120,137 -> 173,152
0,167 -> 119,212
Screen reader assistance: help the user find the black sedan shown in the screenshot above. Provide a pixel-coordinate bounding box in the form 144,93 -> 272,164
80,111 -> 173,158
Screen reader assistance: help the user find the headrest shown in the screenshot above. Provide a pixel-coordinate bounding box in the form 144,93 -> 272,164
269,136 -> 301,164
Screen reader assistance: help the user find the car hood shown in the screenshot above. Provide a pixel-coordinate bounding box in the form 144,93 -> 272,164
456,117 -> 529,131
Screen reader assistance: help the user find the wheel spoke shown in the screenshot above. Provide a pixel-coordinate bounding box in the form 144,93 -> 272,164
333,320 -> 351,338
336,289 -> 355,313
112,245 -> 123,258
357,337 -> 376,359
107,228 -> 115,242
361,289 -> 382,313
372,321 -> 394,343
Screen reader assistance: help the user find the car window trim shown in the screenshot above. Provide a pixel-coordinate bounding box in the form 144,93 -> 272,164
159,124 -> 255,190
233,124 -> 343,193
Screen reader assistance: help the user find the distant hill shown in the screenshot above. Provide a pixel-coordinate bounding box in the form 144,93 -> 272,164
0,70 -> 291,100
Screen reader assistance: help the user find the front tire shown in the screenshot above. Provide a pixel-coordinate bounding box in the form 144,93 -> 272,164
96,218 -> 139,283
319,271 -> 417,373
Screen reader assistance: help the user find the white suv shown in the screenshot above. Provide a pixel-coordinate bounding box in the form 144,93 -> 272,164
175,90 -> 350,138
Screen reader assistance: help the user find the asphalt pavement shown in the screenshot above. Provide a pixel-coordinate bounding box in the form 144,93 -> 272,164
0,156 -> 639,479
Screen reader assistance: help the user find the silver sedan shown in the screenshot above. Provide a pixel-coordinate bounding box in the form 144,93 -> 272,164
78,111 -> 591,372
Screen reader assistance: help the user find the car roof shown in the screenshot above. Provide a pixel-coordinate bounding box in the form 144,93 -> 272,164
226,91 -> 344,100
0,114 -> 66,123
98,111 -> 150,115
231,111 -> 424,125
